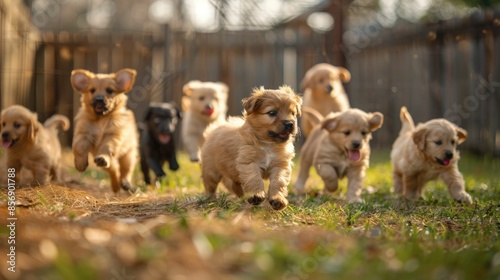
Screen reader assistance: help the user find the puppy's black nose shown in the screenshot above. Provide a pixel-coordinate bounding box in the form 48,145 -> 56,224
445,151 -> 453,160
283,121 -> 294,130
95,95 -> 104,102
326,84 -> 333,93
352,141 -> 361,149
2,132 -> 8,139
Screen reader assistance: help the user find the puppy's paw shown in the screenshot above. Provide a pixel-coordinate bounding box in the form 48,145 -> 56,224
346,196 -> 364,204
190,157 -> 200,163
269,197 -> 288,211
454,192 -> 472,205
122,181 -> 137,192
74,157 -> 89,172
94,155 -> 110,168
247,194 -> 265,206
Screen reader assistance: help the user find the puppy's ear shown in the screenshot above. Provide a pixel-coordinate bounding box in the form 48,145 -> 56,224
182,80 -> 201,96
412,127 -> 428,151
279,85 -> 303,116
368,112 -> 384,132
115,68 -> 137,93
338,67 -> 351,82
174,103 -> 183,120
28,114 -> 39,142
243,87 -> 265,115
321,116 -> 340,132
456,126 -> 467,144
217,82 -> 229,94
300,71 -> 312,90
71,69 -> 92,92
144,107 -> 153,121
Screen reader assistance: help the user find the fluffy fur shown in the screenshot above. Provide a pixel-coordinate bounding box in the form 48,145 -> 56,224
391,106 -> 472,204
139,102 -> 182,185
294,107 -> 383,203
201,86 -> 302,210
300,63 -> 351,137
181,80 -> 228,162
1,105 -> 69,184
71,68 -> 138,193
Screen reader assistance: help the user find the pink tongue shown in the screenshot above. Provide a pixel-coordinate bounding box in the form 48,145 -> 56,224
2,141 -> 12,149
348,150 -> 361,161
203,108 -> 214,116
442,159 -> 450,166
158,134 -> 171,144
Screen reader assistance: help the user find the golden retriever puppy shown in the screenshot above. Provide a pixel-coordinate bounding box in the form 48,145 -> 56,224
1,105 -> 69,184
391,106 -> 472,204
71,68 -> 138,193
294,107 -> 383,203
300,63 -> 351,137
181,80 -> 228,162
201,86 -> 302,210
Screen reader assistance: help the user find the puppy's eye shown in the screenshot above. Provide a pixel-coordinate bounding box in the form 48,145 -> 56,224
153,117 -> 160,124
13,122 -> 21,129
199,96 -> 205,101
106,88 -> 114,94
319,78 -> 324,83
343,130 -> 351,136
451,140 -> 456,145
361,131 -> 368,136
90,88 -> 96,94
434,140 -> 442,145
1,122 -> 5,127
267,110 -> 278,117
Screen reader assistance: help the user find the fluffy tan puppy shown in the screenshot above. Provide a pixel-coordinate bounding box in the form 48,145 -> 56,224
71,68 -> 138,193
301,63 -> 351,137
294,107 -> 383,203
391,106 -> 472,204
181,80 -> 228,162
201,86 -> 302,210
1,105 -> 69,184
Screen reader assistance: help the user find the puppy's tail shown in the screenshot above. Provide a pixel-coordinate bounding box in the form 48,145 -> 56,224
44,115 -> 70,132
302,106 -> 324,127
399,106 -> 414,135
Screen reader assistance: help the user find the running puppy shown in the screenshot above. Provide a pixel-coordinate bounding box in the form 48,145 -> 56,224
294,107 -> 383,203
71,68 -> 138,193
1,105 -> 69,184
181,80 -> 228,162
201,86 -> 302,210
300,63 -> 351,137
391,106 -> 472,204
139,102 -> 182,185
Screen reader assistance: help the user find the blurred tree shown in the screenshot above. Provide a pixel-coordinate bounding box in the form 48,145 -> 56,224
451,0 -> 500,8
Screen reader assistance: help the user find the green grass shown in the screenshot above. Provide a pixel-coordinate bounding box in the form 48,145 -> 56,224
147,150 -> 500,279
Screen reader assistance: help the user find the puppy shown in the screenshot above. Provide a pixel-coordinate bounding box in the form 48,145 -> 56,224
1,105 -> 69,184
300,63 -> 351,137
391,106 -> 472,204
71,68 -> 138,193
294,107 -> 383,203
201,86 -> 302,210
181,80 -> 228,162
139,102 -> 182,185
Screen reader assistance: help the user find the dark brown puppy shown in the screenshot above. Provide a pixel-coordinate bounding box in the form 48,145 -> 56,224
139,102 -> 182,185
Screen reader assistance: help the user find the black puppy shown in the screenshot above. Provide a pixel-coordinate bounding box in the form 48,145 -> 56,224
139,102 -> 182,185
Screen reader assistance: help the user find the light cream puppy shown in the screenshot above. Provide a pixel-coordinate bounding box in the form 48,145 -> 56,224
391,106 -> 472,204
294,107 -> 383,203
1,105 -> 69,184
181,80 -> 228,162
201,86 -> 302,210
71,68 -> 138,193
301,63 -> 351,137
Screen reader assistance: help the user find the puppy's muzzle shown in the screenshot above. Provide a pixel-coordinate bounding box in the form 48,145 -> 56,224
347,141 -> 362,162
202,105 -> 215,116
269,120 -> 295,143
92,95 -> 108,115
436,150 -> 453,167
2,131 -> 17,148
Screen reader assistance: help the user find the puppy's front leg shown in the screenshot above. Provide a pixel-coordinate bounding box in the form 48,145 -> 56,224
346,165 -> 366,203
316,162 -> 339,193
94,134 -> 121,168
237,163 -> 266,206
402,174 -> 422,200
441,169 -> 472,204
168,153 -> 180,171
73,135 -> 92,172
268,163 -> 292,210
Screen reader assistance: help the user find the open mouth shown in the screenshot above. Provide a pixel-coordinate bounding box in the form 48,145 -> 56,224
158,133 -> 171,144
202,108 -> 214,116
2,138 -> 17,149
269,131 -> 292,142
346,149 -> 361,162
435,157 -> 451,167
94,104 -> 108,115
